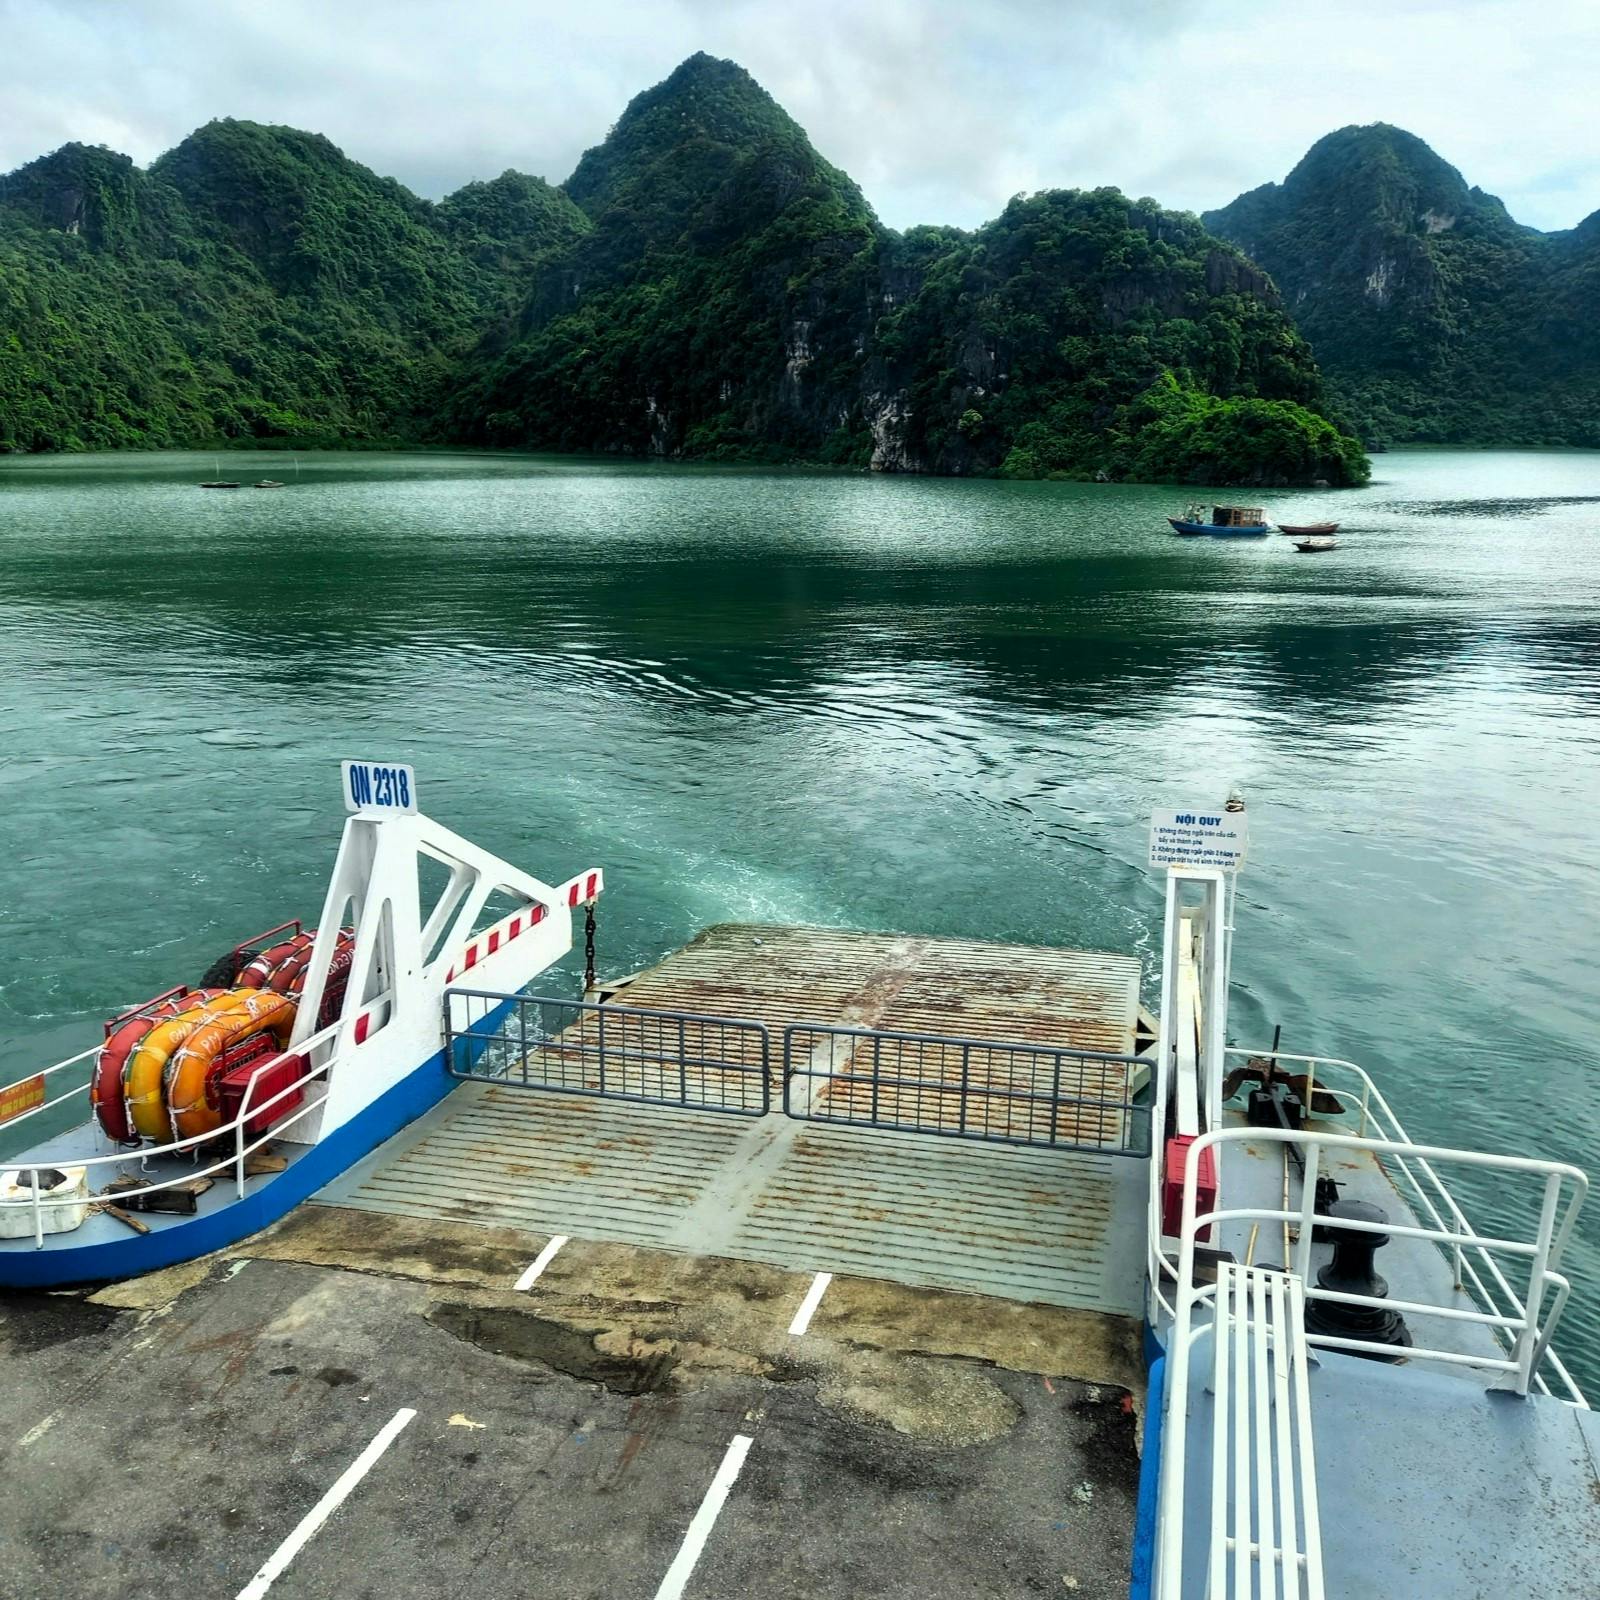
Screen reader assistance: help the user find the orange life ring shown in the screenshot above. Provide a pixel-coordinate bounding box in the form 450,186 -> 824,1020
122,991 -> 257,1141
92,989 -> 224,1142
164,989 -> 297,1141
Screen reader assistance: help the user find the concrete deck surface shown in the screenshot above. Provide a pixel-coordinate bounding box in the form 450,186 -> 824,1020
0,1205 -> 1143,1600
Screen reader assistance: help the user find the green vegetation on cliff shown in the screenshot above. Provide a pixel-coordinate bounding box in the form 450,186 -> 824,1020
0,124 -> 531,451
0,56 -> 1366,485
1205,125 -> 1600,447
452,55 -> 1365,485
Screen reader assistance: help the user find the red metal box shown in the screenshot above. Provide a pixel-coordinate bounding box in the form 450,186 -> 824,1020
217,1048 -> 307,1138
1161,1133 -> 1217,1242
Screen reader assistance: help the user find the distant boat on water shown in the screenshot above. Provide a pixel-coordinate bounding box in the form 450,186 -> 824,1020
1293,535 -> 1339,552
1168,503 -> 1272,537
1279,521 -> 1340,535
253,480 -> 285,489
199,456 -> 240,489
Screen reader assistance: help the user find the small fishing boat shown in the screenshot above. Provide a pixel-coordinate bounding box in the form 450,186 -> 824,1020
198,481 -> 241,489
253,480 -> 285,489
1168,503 -> 1271,538
1279,521 -> 1339,536
1294,536 -> 1339,552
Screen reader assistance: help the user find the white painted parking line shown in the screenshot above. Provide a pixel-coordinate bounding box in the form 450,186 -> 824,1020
787,1271 -> 832,1336
236,1407 -> 416,1600
652,1433 -> 754,1600
515,1234 -> 569,1290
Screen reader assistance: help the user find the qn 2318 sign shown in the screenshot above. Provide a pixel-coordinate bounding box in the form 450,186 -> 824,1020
342,760 -> 417,816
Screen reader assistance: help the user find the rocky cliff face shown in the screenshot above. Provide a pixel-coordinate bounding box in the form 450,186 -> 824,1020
0,55 -> 1363,483
450,56 -> 1349,482
1205,124 -> 1600,446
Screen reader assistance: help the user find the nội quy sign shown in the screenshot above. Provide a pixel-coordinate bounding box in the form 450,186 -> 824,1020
1148,807 -> 1248,872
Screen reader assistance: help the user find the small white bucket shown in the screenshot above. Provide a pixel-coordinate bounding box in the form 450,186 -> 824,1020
0,1166 -> 90,1237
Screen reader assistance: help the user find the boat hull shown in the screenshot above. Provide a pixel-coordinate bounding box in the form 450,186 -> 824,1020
1278,522 -> 1339,535
1167,518 -> 1270,537
0,1001 -> 509,1289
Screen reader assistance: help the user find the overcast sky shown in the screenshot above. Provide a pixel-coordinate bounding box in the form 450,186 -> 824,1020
2,0 -> 1595,232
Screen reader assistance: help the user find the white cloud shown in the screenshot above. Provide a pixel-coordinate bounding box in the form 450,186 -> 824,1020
0,0 -> 1594,231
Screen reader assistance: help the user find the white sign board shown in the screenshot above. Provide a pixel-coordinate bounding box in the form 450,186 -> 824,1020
342,759 -> 417,816
1149,806 -> 1248,873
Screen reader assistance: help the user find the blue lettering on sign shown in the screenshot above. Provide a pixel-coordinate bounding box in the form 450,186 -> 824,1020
343,760 -> 417,815
1199,815 -> 1220,826
1176,813 -> 1195,824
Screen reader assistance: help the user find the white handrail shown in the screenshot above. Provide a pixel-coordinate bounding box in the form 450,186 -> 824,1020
0,1043 -> 102,1137
7,1021 -> 346,1243
1213,1047 -> 1589,1404
1156,1125 -> 1586,1598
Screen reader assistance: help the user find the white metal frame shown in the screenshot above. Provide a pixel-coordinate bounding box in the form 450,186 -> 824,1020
1205,1262 -> 1326,1600
1147,866 -> 1230,1328
0,810 -> 605,1247
1156,1124 -> 1588,1598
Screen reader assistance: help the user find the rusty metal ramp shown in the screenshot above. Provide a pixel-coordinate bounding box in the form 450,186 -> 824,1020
317,1082 -> 1147,1314
317,925 -> 1149,1313
613,923 -> 1142,1056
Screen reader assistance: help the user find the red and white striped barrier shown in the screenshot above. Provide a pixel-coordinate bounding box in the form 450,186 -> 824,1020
444,869 -> 604,984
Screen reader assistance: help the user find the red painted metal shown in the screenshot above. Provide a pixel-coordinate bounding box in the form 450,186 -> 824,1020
217,1047 -> 308,1138
1162,1133 -> 1217,1242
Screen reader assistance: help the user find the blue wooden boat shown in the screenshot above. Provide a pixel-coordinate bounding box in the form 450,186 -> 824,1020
1167,517 -> 1271,538
1169,503 -> 1272,538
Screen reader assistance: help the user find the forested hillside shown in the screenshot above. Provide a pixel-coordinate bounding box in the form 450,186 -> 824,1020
446,55 -> 1366,485
0,55 -> 1367,485
1205,125 -> 1600,447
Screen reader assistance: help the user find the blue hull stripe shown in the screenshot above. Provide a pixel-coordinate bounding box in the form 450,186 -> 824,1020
1127,1353 -> 1167,1600
0,1002 -> 510,1290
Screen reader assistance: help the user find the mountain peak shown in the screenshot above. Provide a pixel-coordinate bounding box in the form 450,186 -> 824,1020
0,142 -> 143,245
553,53 -> 872,287
563,54 -> 854,218
436,169 -> 591,268
1280,124 -> 1483,225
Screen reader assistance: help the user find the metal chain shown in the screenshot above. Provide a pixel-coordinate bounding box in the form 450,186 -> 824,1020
584,902 -> 597,995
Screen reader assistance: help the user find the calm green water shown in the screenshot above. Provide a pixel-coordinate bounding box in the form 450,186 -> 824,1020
2,448 -> 1597,1381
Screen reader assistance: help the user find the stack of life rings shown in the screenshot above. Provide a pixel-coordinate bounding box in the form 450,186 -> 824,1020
90,928 -> 355,1146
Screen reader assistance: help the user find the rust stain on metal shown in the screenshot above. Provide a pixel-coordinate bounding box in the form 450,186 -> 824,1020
571,924 -> 1144,1146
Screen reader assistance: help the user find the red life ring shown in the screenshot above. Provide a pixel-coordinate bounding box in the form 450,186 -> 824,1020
92,988 -> 224,1143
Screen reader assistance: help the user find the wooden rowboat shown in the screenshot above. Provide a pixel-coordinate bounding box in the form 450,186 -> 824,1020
1278,521 -> 1339,535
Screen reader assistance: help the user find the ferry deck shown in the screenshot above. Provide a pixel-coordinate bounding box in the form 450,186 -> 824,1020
2,923 -> 1155,1600
0,804 -> 1593,1599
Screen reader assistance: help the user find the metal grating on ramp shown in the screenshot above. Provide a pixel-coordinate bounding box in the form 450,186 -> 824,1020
734,1122 -> 1143,1312
612,924 -> 1142,1061
317,1086 -> 756,1249
318,1084 -> 1146,1314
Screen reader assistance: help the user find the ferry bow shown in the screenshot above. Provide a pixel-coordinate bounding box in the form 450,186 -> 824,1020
0,800 -> 601,1286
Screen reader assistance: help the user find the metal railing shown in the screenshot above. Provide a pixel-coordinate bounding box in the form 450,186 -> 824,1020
782,1023 -> 1151,1154
0,1019 -> 344,1247
445,989 -> 771,1116
1145,1047 -> 1590,1405
1156,1124 -> 1586,1596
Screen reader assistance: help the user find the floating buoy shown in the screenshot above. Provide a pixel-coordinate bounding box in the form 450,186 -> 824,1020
92,989 -> 224,1143
122,992 -> 257,1141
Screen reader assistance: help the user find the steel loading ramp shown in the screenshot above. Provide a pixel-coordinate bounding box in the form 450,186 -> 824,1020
317,924 -> 1150,1315
317,1084 -> 1147,1313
